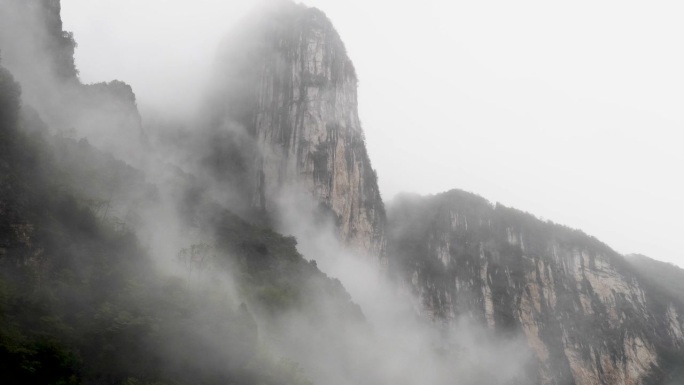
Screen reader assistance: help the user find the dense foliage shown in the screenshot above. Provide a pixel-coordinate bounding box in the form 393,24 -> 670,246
0,61 -> 329,385
4,1 -> 684,384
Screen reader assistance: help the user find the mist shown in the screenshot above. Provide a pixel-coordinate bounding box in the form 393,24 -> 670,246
59,0 -> 684,269
270,188 -> 535,384
3,1 -> 683,384
1,1 -> 536,383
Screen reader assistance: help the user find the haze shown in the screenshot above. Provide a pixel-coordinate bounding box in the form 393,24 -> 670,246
61,0 -> 684,268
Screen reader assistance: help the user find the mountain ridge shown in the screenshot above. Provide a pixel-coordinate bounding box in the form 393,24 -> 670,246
1,1 -> 683,384
388,188 -> 684,384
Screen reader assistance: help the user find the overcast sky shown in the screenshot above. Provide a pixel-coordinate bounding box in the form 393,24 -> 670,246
61,0 -> 684,267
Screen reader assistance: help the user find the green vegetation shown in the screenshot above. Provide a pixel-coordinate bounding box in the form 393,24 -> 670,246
0,61 -> 329,384
212,211 -> 363,322
0,2 -> 372,381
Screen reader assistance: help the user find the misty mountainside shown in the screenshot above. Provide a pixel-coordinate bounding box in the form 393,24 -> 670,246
625,254 -> 684,307
203,2 -> 386,259
0,1 -> 370,384
388,190 -> 684,384
0,0 -> 144,163
1,0 -> 684,385
0,56 -> 368,385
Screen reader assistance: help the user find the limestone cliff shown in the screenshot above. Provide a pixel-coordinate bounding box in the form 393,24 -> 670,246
210,3 -> 386,258
388,190 -> 684,385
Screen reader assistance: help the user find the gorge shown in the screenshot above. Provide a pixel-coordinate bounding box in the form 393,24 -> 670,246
1,1 -> 682,384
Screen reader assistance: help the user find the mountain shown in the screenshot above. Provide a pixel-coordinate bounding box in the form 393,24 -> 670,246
205,2 -> 386,259
0,0 -> 145,163
1,1 -> 683,385
0,45 -> 346,385
0,2 -> 366,384
388,189 -> 684,384
204,4 -> 684,383
625,254 -> 684,307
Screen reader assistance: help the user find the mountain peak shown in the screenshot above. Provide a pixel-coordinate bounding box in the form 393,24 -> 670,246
206,2 -> 384,258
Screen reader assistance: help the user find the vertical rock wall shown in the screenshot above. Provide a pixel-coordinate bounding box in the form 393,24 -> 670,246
213,4 -> 386,258
389,190 -> 683,384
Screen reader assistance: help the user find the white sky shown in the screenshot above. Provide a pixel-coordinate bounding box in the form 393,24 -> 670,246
61,0 -> 684,267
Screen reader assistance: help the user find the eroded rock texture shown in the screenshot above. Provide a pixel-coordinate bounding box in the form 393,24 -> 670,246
211,3 -> 385,258
389,190 -> 684,384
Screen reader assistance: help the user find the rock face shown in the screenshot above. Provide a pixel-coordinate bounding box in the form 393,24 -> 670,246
211,3 -> 385,258
388,190 -> 684,385
7,2 -> 681,384
211,6 -> 684,382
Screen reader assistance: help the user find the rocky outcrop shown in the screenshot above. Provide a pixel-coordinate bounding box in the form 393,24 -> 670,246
214,5 -> 683,378
0,0 -> 145,164
389,190 -> 684,384
0,0 -> 78,84
210,3 -> 385,258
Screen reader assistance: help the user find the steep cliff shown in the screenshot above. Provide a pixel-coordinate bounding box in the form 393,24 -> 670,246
388,190 -> 684,384
0,8 -> 364,383
209,3 -> 386,258
5,2 -> 681,384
